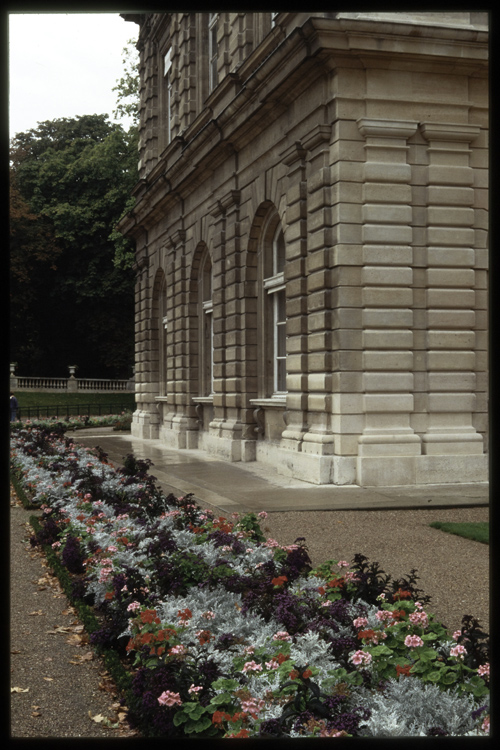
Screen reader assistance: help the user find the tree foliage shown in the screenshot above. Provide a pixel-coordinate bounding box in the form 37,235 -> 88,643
10,113 -> 138,378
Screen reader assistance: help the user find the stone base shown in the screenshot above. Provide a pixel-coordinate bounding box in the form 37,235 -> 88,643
357,453 -> 488,486
203,432 -> 256,463
256,441 -> 357,485
131,410 -> 159,440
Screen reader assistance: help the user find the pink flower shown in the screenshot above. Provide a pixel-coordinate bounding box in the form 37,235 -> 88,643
258,511 -> 268,519
349,650 -> 372,666
242,660 -> 263,673
337,560 -> 349,568
169,644 -> 187,655
409,611 -> 429,628
353,617 -> 368,629
450,644 -> 467,660
265,658 -> 280,670
375,610 -> 392,623
405,635 -> 424,648
127,601 -> 141,612
263,538 -> 279,548
241,697 -> 265,716
158,690 -> 182,707
481,716 -> 490,733
273,631 -> 292,641
478,663 -> 490,678
188,684 -> 203,694
452,630 -> 462,641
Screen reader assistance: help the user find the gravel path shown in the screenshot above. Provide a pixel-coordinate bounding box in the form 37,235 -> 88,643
10,490 -> 138,738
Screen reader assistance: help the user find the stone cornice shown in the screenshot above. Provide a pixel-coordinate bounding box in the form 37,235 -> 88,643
357,118 -> 419,140
420,122 -> 481,143
119,15 -> 487,239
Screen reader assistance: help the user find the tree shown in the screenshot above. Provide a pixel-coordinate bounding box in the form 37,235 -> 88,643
10,114 -> 138,378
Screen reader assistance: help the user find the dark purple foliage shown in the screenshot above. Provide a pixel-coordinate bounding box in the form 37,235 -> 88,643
61,534 -> 85,574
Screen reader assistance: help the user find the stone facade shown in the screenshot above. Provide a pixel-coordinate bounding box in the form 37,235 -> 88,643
118,11 -> 488,487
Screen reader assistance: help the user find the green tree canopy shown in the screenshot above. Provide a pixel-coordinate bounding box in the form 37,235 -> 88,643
10,114 -> 138,378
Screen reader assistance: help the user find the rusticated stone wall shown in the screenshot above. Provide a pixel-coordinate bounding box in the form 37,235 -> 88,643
119,11 -> 488,487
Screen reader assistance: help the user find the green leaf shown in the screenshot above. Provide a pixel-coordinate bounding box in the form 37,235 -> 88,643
173,712 -> 189,726
185,715 -> 213,733
210,692 -> 233,706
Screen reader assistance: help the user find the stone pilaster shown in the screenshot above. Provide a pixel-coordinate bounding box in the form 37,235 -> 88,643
356,118 -> 421,486
160,230 -> 198,449
205,195 -> 245,461
419,122 -> 484,473
137,30 -> 159,180
131,240 -> 160,439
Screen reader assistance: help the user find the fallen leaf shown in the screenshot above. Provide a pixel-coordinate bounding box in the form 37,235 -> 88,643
31,712 -> 42,717
11,687 -> 29,693
11,649 -> 22,654
43,677 -> 53,682
89,712 -> 106,724
28,610 -> 44,616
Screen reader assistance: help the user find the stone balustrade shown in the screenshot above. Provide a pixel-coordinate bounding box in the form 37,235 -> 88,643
10,365 -> 135,393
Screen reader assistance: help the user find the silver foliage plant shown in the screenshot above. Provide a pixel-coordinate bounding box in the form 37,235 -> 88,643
355,677 -> 489,737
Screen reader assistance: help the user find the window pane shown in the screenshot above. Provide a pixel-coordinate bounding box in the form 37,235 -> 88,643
274,227 -> 285,274
276,358 -> 286,393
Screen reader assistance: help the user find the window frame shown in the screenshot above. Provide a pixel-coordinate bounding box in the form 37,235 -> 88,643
199,252 -> 214,397
208,13 -> 218,93
261,218 -> 287,398
163,46 -> 173,146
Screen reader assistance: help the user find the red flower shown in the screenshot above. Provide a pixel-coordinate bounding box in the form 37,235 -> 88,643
276,653 -> 289,664
228,728 -> 249,738
104,591 -> 114,601
327,577 -> 344,589
394,588 -> 412,600
212,710 -> 232,727
140,609 -> 160,625
177,607 -> 193,621
396,664 -> 412,678
289,669 -> 299,680
302,669 -> 313,679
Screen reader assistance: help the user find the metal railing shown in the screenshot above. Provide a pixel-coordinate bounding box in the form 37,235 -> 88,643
16,403 -> 132,420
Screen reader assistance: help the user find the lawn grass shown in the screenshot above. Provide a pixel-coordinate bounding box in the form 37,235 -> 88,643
429,521 -> 489,545
13,390 -> 136,418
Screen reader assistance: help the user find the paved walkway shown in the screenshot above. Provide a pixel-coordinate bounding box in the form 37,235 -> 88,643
67,429 -> 488,514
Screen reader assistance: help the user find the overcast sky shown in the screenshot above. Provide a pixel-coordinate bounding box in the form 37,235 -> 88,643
8,12 -> 138,139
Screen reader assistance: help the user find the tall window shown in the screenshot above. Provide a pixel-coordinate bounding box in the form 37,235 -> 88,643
159,274 -> 168,396
163,47 -> 172,144
208,13 -> 218,92
200,253 -> 214,396
263,223 -> 287,395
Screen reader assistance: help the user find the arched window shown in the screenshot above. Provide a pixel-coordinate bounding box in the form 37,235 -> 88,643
259,212 -> 287,397
159,274 -> 168,396
199,252 -> 214,396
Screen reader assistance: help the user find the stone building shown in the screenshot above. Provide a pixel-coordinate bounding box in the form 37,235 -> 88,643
118,11 -> 488,487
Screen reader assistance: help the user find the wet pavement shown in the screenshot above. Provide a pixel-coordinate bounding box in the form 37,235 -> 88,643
66,429 -> 489,514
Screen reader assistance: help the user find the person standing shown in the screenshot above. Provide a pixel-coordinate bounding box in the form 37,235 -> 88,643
10,392 -> 18,422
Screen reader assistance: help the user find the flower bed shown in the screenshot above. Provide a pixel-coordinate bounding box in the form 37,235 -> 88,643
10,425 -> 490,737
10,413 -> 132,432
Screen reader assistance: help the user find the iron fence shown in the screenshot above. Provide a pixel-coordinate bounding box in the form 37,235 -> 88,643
17,403 -> 132,420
